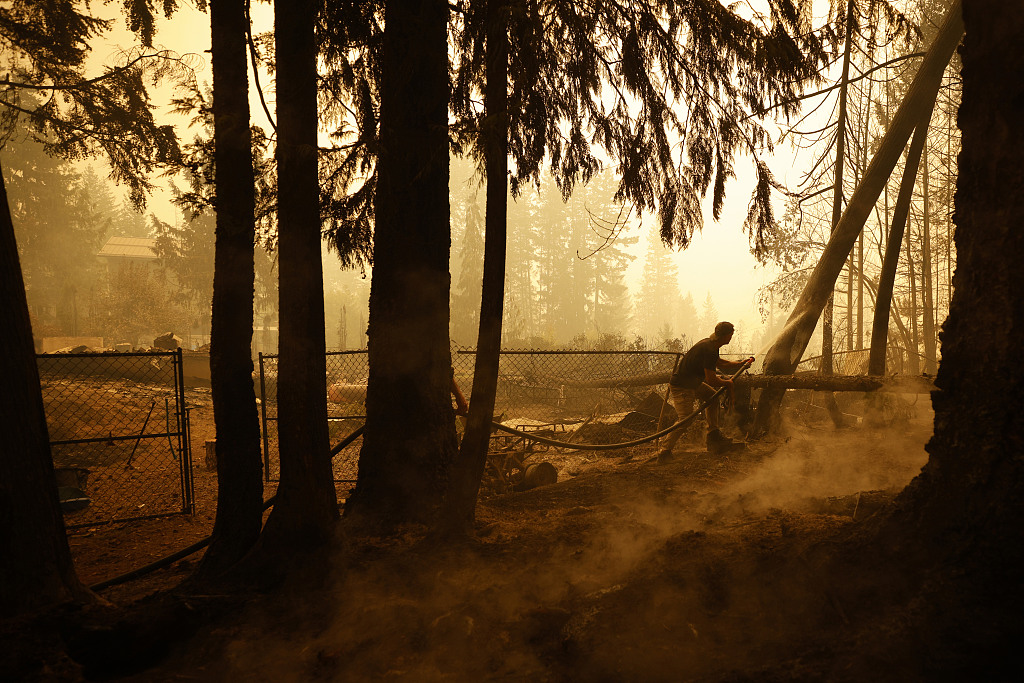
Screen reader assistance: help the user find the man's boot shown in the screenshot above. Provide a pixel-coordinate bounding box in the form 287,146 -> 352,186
706,428 -> 742,454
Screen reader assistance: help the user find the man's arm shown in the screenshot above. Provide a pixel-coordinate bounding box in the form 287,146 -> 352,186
703,367 -> 736,407
715,356 -> 754,372
703,367 -> 731,387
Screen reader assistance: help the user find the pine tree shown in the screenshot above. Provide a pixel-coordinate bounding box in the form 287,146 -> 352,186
503,185 -> 541,345
345,0 -> 456,525
2,135 -> 105,335
450,174 -> 485,346
698,292 -> 720,337
571,170 -> 636,339
635,224 -> 683,340
0,0 -> 189,616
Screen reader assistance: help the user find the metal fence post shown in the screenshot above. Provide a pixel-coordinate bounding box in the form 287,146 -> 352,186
175,348 -> 195,515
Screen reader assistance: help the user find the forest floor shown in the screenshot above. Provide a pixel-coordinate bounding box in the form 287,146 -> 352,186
26,392 -> 953,681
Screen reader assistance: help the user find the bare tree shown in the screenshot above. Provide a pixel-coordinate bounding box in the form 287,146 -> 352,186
751,1 -> 963,435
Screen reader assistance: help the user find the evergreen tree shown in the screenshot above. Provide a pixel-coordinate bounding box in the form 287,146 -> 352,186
0,0 -> 188,616
698,292 -> 719,335
108,201 -> 150,237
677,292 -> 700,339
450,182 -> 485,345
569,170 -> 635,338
503,184 -> 542,344
2,135 -> 105,336
188,0 -> 266,579
450,0 -> 826,254
0,0 -> 188,208
534,184 -> 577,341
259,0 -> 340,548
635,224 -> 683,339
345,0 -> 455,525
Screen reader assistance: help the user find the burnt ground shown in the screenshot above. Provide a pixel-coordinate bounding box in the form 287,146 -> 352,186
16,392 -> 960,682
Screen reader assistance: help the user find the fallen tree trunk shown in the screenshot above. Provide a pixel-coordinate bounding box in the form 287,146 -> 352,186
737,374 -> 933,393
565,373 -> 935,394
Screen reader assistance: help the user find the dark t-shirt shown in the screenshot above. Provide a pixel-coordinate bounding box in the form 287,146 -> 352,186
670,337 -> 719,389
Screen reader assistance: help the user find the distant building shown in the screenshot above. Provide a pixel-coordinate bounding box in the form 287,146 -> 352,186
96,236 -> 159,273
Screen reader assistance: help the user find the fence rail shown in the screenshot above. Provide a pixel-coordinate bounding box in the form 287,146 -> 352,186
38,349 -> 194,528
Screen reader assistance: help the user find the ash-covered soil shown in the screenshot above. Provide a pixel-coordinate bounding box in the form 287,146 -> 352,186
59,396 -> 939,682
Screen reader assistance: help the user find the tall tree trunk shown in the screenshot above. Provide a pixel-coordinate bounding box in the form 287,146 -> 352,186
921,138 -> 937,374
194,0 -> 264,581
0,164 -> 92,616
874,4 -> 1024,662
906,216 -> 921,373
346,0 -> 455,526
750,0 -> 962,435
856,71 -> 870,354
259,0 -> 337,551
857,232 -> 864,351
441,0 -> 508,535
822,0 -> 855,377
868,117 -> 933,376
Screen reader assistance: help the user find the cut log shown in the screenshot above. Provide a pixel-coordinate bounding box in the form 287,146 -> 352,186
205,439 -> 217,472
737,374 -> 935,393
565,373 -> 934,394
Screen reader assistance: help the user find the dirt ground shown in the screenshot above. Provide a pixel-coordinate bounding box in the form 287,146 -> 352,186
49,391 -> 941,681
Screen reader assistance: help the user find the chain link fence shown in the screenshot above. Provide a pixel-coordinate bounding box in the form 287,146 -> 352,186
257,349 -> 688,490
258,351 -> 368,486
38,350 -> 194,529
452,348 -> 680,423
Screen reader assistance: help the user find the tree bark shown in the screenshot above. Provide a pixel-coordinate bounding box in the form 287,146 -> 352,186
0,163 -> 92,617
751,0 -> 962,436
873,3 -> 1024,662
345,0 -> 456,526
921,137 -> 937,374
822,0 -> 855,377
868,117 -> 933,376
258,0 -> 338,551
906,208 -> 922,374
441,0 -> 509,535
194,0 -> 264,582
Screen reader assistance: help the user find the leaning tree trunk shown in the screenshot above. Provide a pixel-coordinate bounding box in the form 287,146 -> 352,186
441,0 -> 509,535
868,116 -> 933,376
872,2 -> 1024,665
750,0 -> 963,436
345,0 -> 456,526
0,164 -> 92,617
194,0 -> 264,582
257,0 -> 338,553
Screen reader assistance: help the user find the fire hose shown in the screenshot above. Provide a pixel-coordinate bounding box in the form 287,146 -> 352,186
90,359 -> 752,591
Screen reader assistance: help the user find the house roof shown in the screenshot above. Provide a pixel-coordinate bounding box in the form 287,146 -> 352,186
97,236 -> 158,259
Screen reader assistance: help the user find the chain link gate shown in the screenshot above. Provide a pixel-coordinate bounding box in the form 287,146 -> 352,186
38,349 -> 194,528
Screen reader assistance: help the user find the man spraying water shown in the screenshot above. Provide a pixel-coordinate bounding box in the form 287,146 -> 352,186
657,321 -> 752,461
